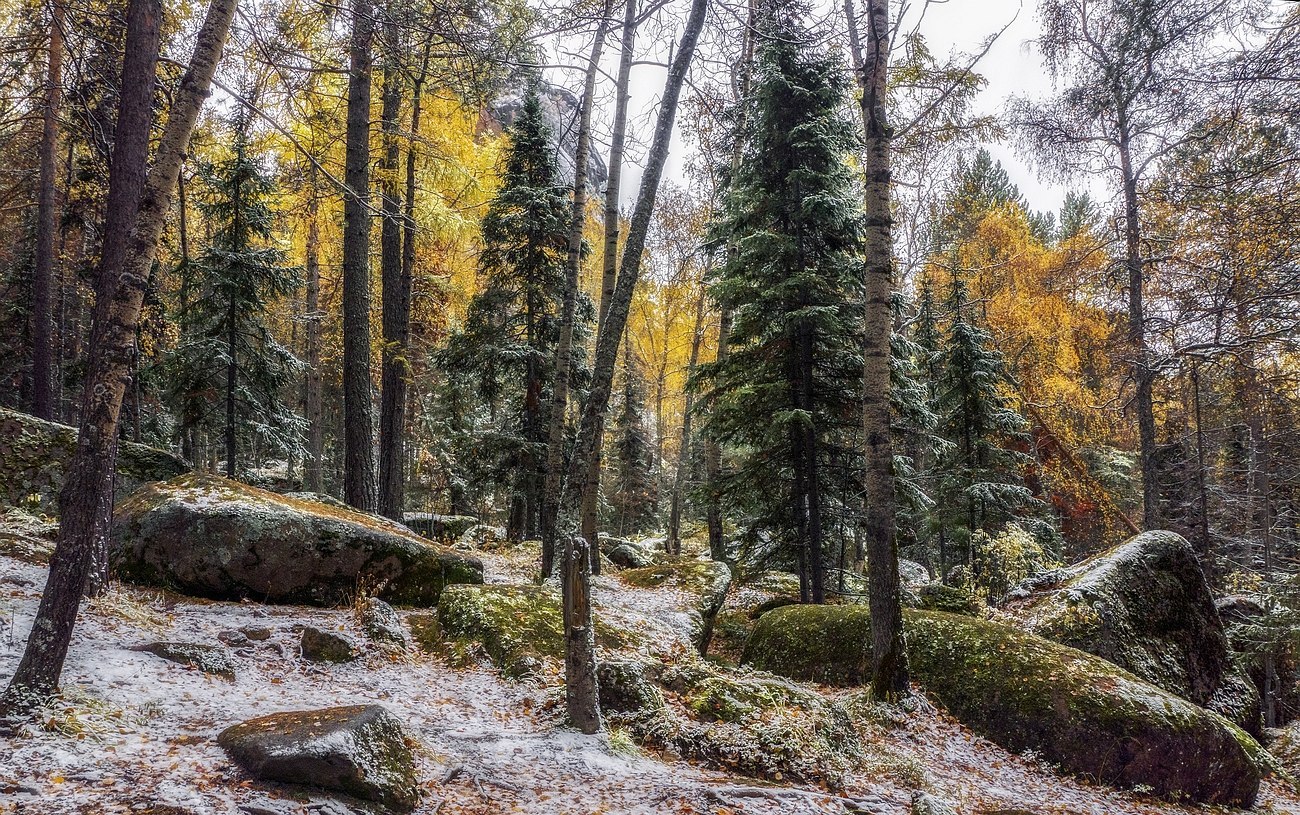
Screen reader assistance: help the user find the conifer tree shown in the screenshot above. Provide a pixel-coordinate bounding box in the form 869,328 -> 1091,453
701,4 -> 864,604
931,270 -> 1048,577
440,88 -> 588,539
166,109 -> 302,477
610,344 -> 657,535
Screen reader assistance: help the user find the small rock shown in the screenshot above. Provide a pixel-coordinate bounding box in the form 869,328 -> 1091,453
300,627 -> 357,663
360,598 -> 408,649
597,659 -> 664,714
910,791 -> 957,815
136,642 -> 236,679
218,630 -> 249,647
218,705 -> 419,811
240,625 -> 273,641
607,543 -> 652,569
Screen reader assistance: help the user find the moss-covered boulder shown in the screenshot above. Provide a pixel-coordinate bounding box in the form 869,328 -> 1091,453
433,584 -> 640,678
217,705 -> 419,811
1000,531 -> 1260,733
110,473 -> 482,607
743,604 -> 1267,805
0,408 -> 188,516
401,513 -> 479,543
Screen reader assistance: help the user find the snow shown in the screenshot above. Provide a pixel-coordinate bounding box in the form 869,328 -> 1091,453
2,547 -> 1298,815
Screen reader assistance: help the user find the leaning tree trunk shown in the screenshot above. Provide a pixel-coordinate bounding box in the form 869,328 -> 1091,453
563,0 -> 709,534
31,0 -> 66,420
378,21 -> 407,521
539,0 -> 614,578
1,0 -> 235,709
860,0 -> 909,700
581,0 -> 640,569
342,0 -> 378,512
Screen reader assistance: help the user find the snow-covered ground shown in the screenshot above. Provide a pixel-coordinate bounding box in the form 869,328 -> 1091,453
1,546 -> 1297,815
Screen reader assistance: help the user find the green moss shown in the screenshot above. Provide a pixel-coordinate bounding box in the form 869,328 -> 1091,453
915,583 -> 980,616
743,604 -> 1266,805
434,585 -> 638,678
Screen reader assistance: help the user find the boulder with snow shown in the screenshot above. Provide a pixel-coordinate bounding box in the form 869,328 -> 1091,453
0,407 -> 187,516
743,603 -> 1267,805
110,474 -> 483,607
401,513 -> 479,542
136,642 -> 237,679
217,705 -> 419,811
360,598 -> 408,649
300,626 -> 357,663
999,530 -> 1260,733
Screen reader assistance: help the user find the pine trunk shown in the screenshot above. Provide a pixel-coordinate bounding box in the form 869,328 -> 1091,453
1,0 -> 234,709
342,0 -> 377,512
31,0 -> 65,420
540,2 -> 614,577
303,166 -> 324,492
378,24 -> 407,521
860,0 -> 909,699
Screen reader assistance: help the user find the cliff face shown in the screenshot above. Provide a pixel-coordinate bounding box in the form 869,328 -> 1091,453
488,80 -> 608,191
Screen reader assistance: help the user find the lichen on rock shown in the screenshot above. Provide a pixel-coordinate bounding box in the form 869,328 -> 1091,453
110,473 -> 483,607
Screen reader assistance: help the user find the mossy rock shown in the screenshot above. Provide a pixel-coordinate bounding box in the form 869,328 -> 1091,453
914,583 -> 980,616
0,407 -> 188,516
434,584 -> 640,678
625,659 -> 861,787
1000,531 -> 1260,734
110,473 -> 483,607
743,604 -> 1267,805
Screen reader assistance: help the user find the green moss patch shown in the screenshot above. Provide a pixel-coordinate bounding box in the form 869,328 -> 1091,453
743,603 -> 1266,805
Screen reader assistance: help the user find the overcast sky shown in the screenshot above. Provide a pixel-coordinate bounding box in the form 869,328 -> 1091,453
596,0 -> 1076,216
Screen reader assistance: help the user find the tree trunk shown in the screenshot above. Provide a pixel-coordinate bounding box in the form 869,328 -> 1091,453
303,164 -> 324,492
563,0 -> 709,540
1,0 -> 234,710
563,535 -> 602,733
668,287 -> 706,554
378,22 -> 407,521
540,1 -> 614,577
581,0 -> 640,567
31,0 -> 65,420
342,0 -> 377,512
860,0 -> 909,699
225,289 -> 237,477
1118,134 -> 1159,530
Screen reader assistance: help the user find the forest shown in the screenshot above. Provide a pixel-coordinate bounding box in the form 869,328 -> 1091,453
1,0 -> 1300,812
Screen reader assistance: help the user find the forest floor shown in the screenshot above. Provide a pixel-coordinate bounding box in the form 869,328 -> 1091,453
1,540 -> 1298,815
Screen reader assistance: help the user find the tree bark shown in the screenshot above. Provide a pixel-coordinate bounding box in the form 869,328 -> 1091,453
1,0 -> 234,709
563,535 -> 602,733
860,0 -> 909,699
31,0 -> 66,420
378,22 -> 407,521
667,287 -> 706,554
581,0 -> 640,567
342,0 -> 378,512
303,164 -> 324,492
563,0 -> 709,540
540,2 -> 614,577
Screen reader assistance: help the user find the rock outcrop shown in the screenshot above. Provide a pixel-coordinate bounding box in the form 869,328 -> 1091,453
0,407 -> 187,515
743,604 -> 1267,806
217,705 -> 419,810
999,530 -> 1260,733
111,473 -> 483,607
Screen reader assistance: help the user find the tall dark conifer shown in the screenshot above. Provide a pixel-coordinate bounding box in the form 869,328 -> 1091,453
701,4 -> 864,604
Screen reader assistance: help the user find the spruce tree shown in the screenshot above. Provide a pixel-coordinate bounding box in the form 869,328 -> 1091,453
440,88 -> 588,539
609,344 -> 657,535
165,108 -> 301,477
701,4 -> 864,603
931,270 -> 1049,580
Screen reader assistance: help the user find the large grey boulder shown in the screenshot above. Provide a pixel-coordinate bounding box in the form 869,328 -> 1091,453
111,474 -> 483,607
1000,530 -> 1260,734
0,407 -> 187,515
217,705 -> 419,811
